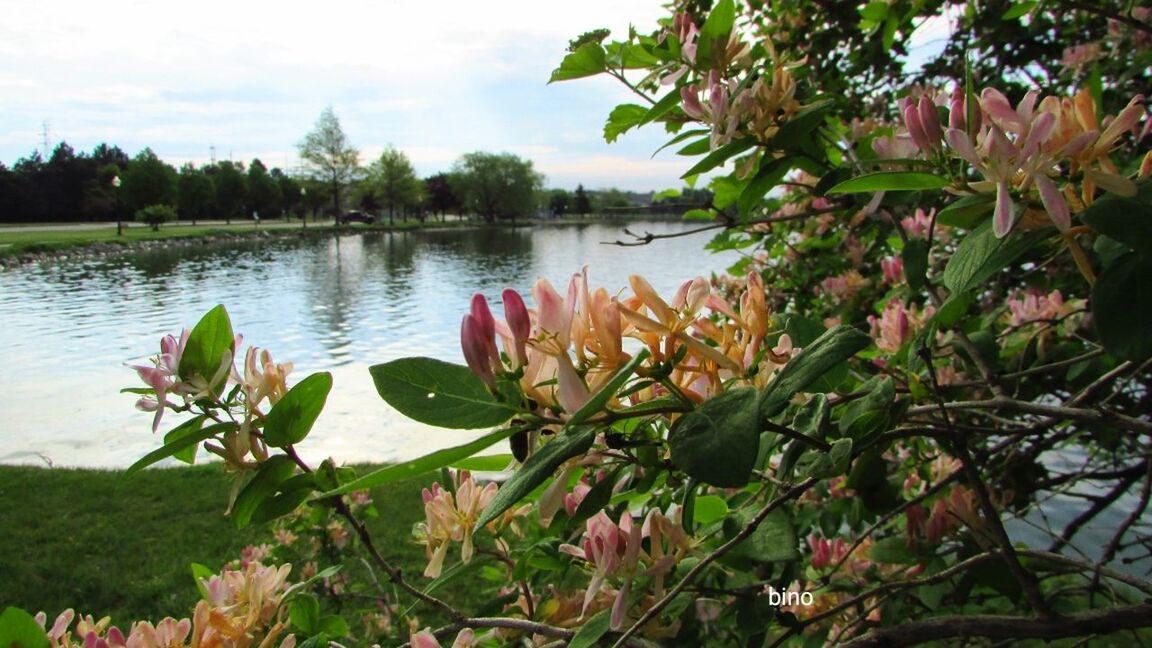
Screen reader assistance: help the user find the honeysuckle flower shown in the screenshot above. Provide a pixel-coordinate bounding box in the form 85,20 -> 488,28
559,510 -> 644,629
880,256 -> 903,285
234,348 -> 293,416
617,275 -> 739,374
125,617 -> 191,648
411,628 -> 475,648
808,534 -> 849,570
415,471 -> 498,578
868,299 -> 935,354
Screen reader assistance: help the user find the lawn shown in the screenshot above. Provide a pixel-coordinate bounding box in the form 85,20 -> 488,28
0,464 -> 451,629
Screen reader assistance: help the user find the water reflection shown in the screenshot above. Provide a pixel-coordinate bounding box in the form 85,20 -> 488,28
0,221 -> 739,468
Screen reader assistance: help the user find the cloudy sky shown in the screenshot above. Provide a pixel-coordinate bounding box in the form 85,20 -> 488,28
0,0 -> 692,192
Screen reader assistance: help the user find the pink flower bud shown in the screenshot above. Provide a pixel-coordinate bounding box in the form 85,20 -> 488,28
502,289 -> 531,361
461,314 -> 494,388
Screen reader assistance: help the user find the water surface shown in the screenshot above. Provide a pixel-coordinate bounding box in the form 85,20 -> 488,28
0,221 -> 741,467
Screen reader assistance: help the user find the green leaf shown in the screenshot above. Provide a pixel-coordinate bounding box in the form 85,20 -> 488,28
931,293 -> 972,329
683,208 -> 715,221
251,473 -> 316,525
0,607 -> 49,648
179,305 -> 234,397
322,426 -> 521,498
567,349 -> 649,426
163,415 -> 207,465
190,562 -> 214,598
739,157 -> 792,217
694,494 -> 730,526
232,456 -> 296,528
640,88 -> 684,127
1080,187 -> 1152,255
263,372 -> 332,448
126,422 -> 237,475
604,104 -> 650,144
1092,252 -> 1152,360
770,99 -> 835,153
572,470 -> 618,524
318,616 -> 349,638
681,138 -> 757,179
477,427 -> 596,527
838,376 -> 895,441
902,239 -> 930,291
870,536 -> 918,564
827,172 -> 949,194
290,596 -> 321,634
450,454 -> 513,472
669,387 -> 760,488
942,220 -> 1049,295
724,507 -> 798,563
677,136 -> 714,156
937,193 -> 995,228
568,610 -> 611,648
369,357 -> 517,429
1002,1 -> 1038,20
697,0 -> 736,65
549,42 -> 606,82
761,326 -> 872,419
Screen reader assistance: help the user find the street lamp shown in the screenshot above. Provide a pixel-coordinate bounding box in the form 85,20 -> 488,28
111,175 -> 123,236
300,186 -> 307,229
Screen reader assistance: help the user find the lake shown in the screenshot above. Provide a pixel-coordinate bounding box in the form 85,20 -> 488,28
0,220 -> 743,468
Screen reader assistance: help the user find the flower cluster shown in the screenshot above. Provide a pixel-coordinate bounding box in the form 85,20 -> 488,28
896,86 -> 1147,236
461,270 -> 794,414
37,563 -> 295,648
414,470 -> 499,578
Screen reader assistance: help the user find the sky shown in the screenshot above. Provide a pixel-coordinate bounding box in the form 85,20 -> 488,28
0,0 -> 690,192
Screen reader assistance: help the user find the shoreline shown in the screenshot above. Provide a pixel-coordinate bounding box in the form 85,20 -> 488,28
0,214 -> 681,269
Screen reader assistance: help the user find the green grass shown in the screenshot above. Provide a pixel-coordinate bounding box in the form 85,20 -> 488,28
0,464 -> 449,628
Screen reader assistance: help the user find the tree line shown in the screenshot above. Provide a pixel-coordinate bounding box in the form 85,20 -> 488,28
0,106 -> 711,225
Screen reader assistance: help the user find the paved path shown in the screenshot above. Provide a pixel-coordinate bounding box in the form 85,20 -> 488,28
0,219 -> 327,233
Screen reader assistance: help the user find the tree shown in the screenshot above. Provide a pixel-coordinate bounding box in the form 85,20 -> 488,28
134,204 -> 176,231
269,169 -> 302,219
547,189 -> 571,217
297,106 -> 359,218
424,173 -> 459,221
247,159 -> 282,219
450,152 -> 543,223
177,163 -> 216,224
209,161 -> 246,224
365,146 -> 422,225
121,148 -> 174,214
573,183 -> 592,216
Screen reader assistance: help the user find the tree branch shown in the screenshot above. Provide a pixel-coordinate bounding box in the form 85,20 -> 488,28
840,604 -> 1152,648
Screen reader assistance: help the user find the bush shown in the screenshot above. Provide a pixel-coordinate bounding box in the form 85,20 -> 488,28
133,204 -> 176,231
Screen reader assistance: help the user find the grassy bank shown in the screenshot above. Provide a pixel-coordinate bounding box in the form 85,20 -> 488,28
0,464 -> 441,627
0,214 -> 641,261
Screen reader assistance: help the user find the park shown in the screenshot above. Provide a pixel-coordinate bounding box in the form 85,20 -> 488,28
1,1 -> 1151,647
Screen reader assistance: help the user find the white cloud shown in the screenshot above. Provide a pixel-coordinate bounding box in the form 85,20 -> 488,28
0,0 -> 688,190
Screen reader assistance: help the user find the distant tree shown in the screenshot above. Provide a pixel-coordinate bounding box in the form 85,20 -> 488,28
247,159 -> 282,218
134,204 -> 177,231
424,173 -> 459,221
573,184 -> 592,216
121,148 -> 175,214
271,169 -> 301,218
298,106 -> 359,218
90,143 -> 129,169
450,152 -> 544,223
45,142 -> 90,221
366,146 -> 422,225
177,163 -> 216,224
548,189 -> 571,217
209,161 -> 247,224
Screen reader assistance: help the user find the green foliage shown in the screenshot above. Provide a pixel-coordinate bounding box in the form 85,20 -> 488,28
450,152 -> 544,222
668,387 -> 761,488
476,427 -> 595,527
178,304 -> 234,398
298,106 -> 360,216
369,357 -> 517,429
132,203 -> 177,231
263,372 -> 333,447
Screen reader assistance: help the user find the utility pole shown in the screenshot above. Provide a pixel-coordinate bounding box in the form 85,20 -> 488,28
41,121 -> 51,159
209,144 -> 216,165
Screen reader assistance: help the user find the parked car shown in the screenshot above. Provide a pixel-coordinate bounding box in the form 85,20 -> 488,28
338,210 -> 376,225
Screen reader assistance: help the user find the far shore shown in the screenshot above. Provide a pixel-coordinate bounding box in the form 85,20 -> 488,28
0,212 -> 681,268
